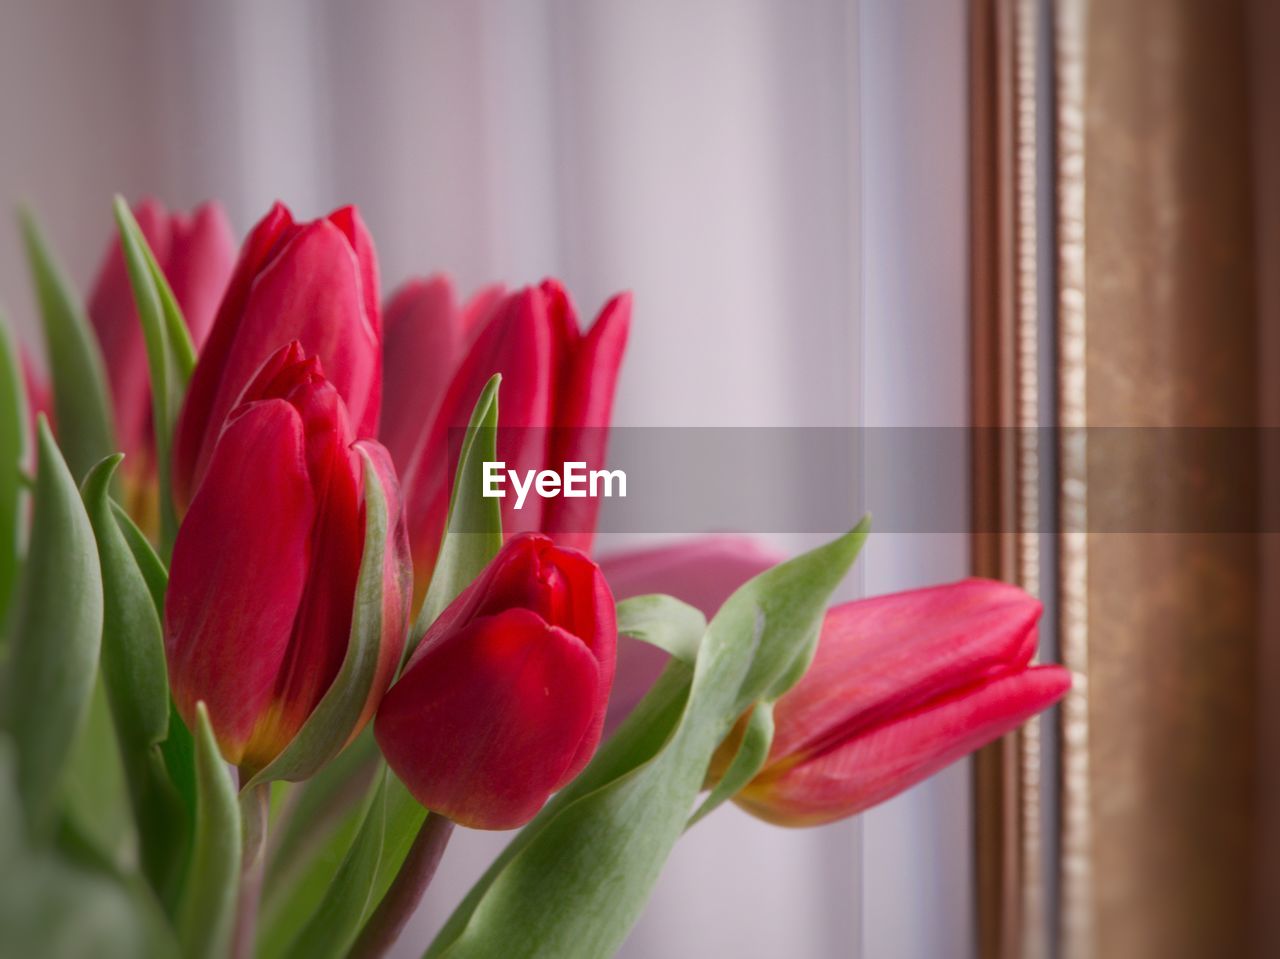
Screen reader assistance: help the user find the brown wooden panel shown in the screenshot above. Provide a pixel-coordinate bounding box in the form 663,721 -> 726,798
1080,1 -> 1260,956
970,2 -> 1044,957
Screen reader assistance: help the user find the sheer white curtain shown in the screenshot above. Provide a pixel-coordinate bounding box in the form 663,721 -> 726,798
0,2 -> 968,956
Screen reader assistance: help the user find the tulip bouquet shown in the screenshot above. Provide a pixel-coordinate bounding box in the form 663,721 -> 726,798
0,197 -> 1069,959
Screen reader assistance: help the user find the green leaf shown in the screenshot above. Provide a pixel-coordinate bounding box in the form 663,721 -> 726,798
136,217 -> 198,381
60,675 -> 134,865
19,209 -> 116,484
282,771 -> 390,959
0,737 -> 175,959
425,520 -> 870,959
54,808 -> 182,959
101,507 -> 197,823
110,499 -> 169,618
0,317 -> 28,632
263,733 -> 378,899
113,196 -> 193,555
353,775 -> 427,931
616,594 -> 707,664
257,753 -> 379,959
545,661 -> 696,821
160,700 -> 197,828
178,702 -> 241,959
2,418 -> 104,838
687,700 -> 774,826
81,455 -> 169,749
82,453 -> 189,904
414,373 -> 503,639
245,451 -> 402,789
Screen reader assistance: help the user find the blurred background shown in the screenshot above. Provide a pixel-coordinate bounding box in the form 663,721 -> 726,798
0,2 -> 969,956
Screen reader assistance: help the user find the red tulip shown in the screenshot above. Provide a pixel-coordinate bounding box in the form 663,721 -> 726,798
713,579 -> 1071,827
398,280 -> 629,593
174,202 -> 382,511
375,533 -> 617,830
380,274 -> 504,471
166,343 -> 409,775
88,197 -> 235,516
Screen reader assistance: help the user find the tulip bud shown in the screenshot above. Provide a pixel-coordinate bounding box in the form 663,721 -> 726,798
165,343 -> 409,775
88,198 -> 235,520
174,202 -> 382,511
380,274 -> 505,471
712,579 -> 1071,827
399,280 -> 629,592
375,533 -> 617,830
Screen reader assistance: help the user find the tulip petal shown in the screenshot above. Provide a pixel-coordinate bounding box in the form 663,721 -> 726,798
184,221 -> 381,498
164,202 -> 236,349
542,291 -> 631,553
239,386 -> 364,772
88,198 -> 172,461
175,203 -> 296,506
740,665 -> 1071,827
767,578 -> 1042,764
376,608 -> 601,830
550,547 -> 617,779
244,443 -> 408,786
325,206 -> 382,354
461,283 -> 507,336
381,275 -> 464,471
404,288 -> 553,575
165,399 -> 315,765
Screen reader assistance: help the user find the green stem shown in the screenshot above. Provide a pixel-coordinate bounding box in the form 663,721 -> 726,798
233,782 -> 271,959
349,813 -> 455,959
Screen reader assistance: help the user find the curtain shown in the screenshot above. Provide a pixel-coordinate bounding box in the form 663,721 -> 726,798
0,2 -> 970,955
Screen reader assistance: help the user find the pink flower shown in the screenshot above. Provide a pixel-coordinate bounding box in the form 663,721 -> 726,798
713,579 -> 1071,827
392,279 -> 629,598
376,533 -> 616,829
174,202 -> 381,511
166,344 -> 409,774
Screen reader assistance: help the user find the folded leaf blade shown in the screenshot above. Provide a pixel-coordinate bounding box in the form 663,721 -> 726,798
20,210 -> 116,484
0,318 -> 28,631
2,418 -> 104,838
178,702 -> 240,959
113,197 -> 187,554
414,373 -> 503,638
82,453 -> 189,903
